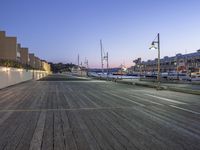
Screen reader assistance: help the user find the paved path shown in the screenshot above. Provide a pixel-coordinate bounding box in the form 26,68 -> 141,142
0,74 -> 200,150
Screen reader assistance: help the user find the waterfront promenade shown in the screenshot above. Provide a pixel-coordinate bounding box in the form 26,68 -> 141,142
0,74 -> 200,150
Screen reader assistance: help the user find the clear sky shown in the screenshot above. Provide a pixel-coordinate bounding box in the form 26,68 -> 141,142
1,0 -> 200,68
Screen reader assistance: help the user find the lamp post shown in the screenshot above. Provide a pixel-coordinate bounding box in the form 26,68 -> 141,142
80,62 -> 82,76
139,64 -> 143,80
84,58 -> 89,77
33,61 -> 35,79
104,52 -> 109,80
149,33 -> 161,90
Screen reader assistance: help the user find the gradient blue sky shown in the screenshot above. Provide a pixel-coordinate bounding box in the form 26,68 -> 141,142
1,0 -> 200,68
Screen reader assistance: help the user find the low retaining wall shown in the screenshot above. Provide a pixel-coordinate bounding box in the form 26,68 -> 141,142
0,67 -> 49,89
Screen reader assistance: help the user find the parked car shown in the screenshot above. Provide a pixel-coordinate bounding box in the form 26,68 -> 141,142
167,73 -> 191,81
143,72 -> 157,79
145,74 -> 157,79
161,72 -> 169,79
167,73 -> 179,80
191,75 -> 200,81
178,73 -> 191,81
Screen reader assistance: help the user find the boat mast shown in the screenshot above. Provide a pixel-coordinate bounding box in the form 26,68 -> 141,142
100,39 -> 104,74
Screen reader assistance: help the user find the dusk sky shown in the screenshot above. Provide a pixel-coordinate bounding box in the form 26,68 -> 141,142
1,0 -> 200,68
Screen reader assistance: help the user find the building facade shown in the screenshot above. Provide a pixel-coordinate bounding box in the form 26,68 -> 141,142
29,53 -> 35,68
0,30 -> 50,72
0,31 -> 17,61
35,57 -> 42,70
17,44 -> 29,65
20,47 -> 29,65
133,50 -> 200,74
42,60 -> 51,73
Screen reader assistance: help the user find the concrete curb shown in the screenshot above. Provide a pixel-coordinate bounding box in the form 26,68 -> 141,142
133,81 -> 200,95
114,79 -> 200,95
167,87 -> 200,95
141,78 -> 200,85
115,80 -> 134,85
134,82 -> 166,90
89,77 -> 200,95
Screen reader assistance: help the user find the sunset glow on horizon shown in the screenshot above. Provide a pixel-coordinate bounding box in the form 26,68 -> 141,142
1,0 -> 200,68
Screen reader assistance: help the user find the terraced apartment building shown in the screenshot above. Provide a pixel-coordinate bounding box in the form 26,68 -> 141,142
0,31 -> 51,73
0,31 -> 17,61
17,44 -> 29,65
0,31 -> 28,64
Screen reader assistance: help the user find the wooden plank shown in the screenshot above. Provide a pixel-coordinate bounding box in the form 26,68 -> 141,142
29,111 -> 46,150
67,111 -> 90,150
97,110 -> 138,150
110,109 -> 177,149
3,112 -> 34,150
63,92 -> 79,108
53,111 -> 66,150
0,75 -> 200,150
15,112 -> 39,150
41,111 -> 53,150
80,110 -> 113,150
0,112 -> 13,125
0,112 -> 28,149
88,110 -> 126,150
60,110 -> 77,150
74,111 -> 101,150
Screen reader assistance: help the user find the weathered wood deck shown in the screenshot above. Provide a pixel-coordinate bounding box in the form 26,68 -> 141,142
0,74 -> 200,150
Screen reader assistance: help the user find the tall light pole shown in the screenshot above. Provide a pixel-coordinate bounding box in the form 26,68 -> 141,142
80,61 -> 82,76
84,58 -> 89,77
106,52 -> 109,77
139,63 -> 142,80
104,52 -> 109,80
149,33 -> 161,89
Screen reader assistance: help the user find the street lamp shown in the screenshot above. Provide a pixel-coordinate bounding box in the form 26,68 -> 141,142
104,52 -> 109,80
140,64 -> 143,80
84,58 -> 89,77
149,33 -> 161,90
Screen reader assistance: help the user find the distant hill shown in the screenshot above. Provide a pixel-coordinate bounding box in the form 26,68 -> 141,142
49,62 -> 77,73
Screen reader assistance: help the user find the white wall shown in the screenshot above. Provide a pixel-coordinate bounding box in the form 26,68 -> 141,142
0,67 -> 49,89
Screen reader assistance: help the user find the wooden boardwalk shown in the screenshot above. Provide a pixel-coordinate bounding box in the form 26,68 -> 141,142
0,74 -> 200,150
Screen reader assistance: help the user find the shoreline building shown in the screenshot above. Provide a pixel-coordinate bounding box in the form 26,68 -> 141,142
0,31 -> 17,61
17,44 -> 29,65
41,60 -> 51,73
133,50 -> 200,74
1,30 -> 51,72
29,53 -> 36,68
35,57 -> 42,70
